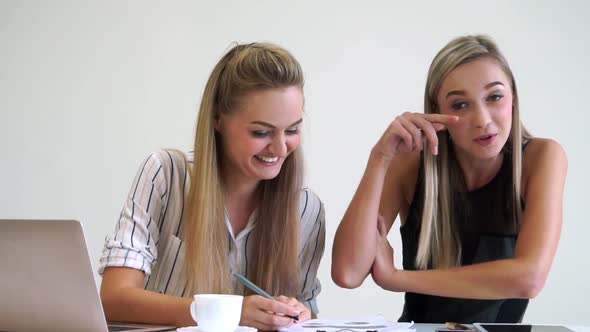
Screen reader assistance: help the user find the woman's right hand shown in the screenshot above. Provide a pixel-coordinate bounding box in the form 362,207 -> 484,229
371,112 -> 459,162
240,295 -> 302,331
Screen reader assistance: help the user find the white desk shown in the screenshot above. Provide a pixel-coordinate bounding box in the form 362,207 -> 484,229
411,324 -> 590,332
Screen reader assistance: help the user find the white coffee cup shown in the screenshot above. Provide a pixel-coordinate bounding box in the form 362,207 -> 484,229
190,294 -> 244,332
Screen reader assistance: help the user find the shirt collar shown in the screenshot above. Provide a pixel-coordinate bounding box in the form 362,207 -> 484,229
225,208 -> 257,242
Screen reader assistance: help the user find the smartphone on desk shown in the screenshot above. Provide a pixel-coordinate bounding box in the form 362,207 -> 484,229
473,324 -> 575,332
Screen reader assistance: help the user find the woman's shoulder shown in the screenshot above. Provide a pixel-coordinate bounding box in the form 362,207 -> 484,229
299,188 -> 324,224
133,149 -> 191,189
522,137 -> 568,192
142,149 -> 191,173
298,188 -> 324,242
300,187 -> 322,203
523,138 -> 567,168
147,149 -> 191,165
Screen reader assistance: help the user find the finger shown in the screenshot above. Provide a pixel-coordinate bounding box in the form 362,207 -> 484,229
275,295 -> 289,303
286,299 -> 309,322
389,120 -> 413,152
412,116 -> 440,155
242,295 -> 295,323
286,297 -> 299,307
398,116 -> 423,152
432,122 -> 446,132
261,298 -> 301,317
422,113 -> 459,125
293,300 -> 309,314
276,296 -> 300,320
275,295 -> 298,307
255,311 -> 293,330
244,297 -> 294,330
401,112 -> 422,151
295,304 -> 311,322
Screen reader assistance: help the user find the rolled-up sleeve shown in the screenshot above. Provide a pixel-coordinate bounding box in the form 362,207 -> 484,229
297,189 -> 326,314
99,152 -> 168,276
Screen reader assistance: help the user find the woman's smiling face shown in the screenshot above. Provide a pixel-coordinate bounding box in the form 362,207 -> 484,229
215,86 -> 304,184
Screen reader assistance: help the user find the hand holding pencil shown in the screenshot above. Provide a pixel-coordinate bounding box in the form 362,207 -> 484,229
233,272 -> 311,330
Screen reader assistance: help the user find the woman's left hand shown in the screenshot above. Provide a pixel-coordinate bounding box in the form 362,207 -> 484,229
275,296 -> 311,323
371,215 -> 399,290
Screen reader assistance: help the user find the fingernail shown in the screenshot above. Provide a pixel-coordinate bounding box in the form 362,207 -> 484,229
433,145 -> 438,155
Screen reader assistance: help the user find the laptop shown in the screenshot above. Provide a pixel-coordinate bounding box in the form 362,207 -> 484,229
0,219 -> 175,332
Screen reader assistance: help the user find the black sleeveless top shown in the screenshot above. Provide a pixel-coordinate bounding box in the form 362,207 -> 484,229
399,151 -> 528,323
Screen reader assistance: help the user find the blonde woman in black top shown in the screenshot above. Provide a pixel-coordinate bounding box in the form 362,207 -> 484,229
332,35 -> 567,323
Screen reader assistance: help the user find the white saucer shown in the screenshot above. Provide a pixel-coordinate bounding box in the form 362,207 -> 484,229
177,326 -> 256,332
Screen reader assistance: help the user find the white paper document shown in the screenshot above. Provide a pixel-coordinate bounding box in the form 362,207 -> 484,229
280,315 -> 414,332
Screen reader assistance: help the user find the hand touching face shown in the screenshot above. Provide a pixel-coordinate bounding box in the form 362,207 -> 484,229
372,112 -> 459,162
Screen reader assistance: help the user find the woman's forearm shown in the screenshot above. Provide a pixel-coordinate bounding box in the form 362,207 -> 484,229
379,258 -> 546,299
101,286 -> 194,326
332,151 -> 391,288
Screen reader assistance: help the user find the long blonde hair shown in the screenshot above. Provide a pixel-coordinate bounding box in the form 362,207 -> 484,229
416,35 -> 532,269
184,43 -> 304,296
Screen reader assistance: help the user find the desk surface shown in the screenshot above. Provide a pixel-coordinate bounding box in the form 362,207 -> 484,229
157,324 -> 590,332
411,324 -> 590,332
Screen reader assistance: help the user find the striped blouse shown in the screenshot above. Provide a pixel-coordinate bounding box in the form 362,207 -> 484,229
98,150 -> 325,313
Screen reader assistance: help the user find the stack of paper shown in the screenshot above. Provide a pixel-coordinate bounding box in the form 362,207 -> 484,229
280,315 -> 415,332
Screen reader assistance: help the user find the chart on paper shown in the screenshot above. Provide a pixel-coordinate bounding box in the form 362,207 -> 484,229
280,315 -> 415,332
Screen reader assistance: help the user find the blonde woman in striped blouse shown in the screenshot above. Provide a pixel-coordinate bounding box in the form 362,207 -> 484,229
99,43 -> 325,330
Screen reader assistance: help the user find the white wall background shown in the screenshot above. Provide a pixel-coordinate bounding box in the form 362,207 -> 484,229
1,0 -> 589,325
